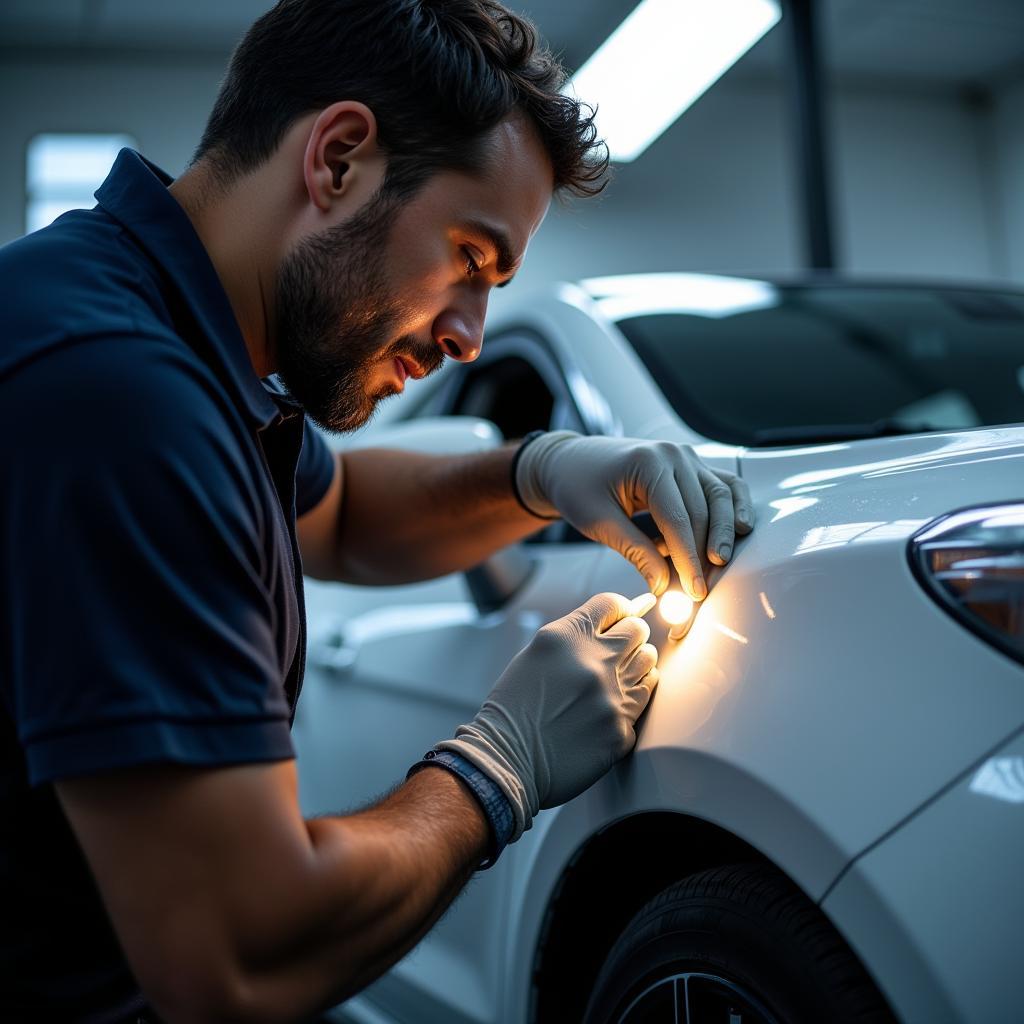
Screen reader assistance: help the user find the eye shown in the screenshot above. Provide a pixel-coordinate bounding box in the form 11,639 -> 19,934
461,246 -> 482,278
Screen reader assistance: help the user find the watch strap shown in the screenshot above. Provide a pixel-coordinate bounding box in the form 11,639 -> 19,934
408,749 -> 515,869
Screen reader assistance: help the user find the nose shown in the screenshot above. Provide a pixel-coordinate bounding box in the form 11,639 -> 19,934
431,292 -> 486,363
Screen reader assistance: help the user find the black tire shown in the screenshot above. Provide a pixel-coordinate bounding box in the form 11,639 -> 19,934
583,863 -> 896,1024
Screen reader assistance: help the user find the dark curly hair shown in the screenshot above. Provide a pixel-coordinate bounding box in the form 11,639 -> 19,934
194,0 -> 608,200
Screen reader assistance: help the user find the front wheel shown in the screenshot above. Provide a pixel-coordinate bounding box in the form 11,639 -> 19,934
584,863 -> 895,1024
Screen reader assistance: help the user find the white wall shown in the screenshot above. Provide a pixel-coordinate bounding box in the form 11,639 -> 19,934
511,79 -> 801,294
833,85 -> 1000,281
0,51 -> 1020,291
514,77 -> 1014,295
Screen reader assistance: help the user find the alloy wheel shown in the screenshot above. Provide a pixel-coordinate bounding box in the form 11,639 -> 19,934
617,970 -> 781,1024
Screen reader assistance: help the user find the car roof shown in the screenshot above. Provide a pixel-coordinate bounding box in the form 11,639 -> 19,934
579,270 -> 1024,295
573,271 -> 1024,323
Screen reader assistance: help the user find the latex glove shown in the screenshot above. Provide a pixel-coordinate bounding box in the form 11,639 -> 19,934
436,592 -> 659,840
516,431 -> 755,599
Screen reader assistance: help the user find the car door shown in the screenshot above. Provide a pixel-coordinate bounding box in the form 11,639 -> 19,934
294,334 -> 611,1024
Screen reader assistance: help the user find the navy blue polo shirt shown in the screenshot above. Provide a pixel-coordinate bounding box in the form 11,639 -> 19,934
0,150 -> 335,1019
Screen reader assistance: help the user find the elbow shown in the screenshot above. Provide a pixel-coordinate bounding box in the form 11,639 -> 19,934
144,947 -> 351,1024
143,960 -> 282,1024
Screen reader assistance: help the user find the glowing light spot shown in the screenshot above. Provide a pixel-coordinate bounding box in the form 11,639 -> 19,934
659,590 -> 694,625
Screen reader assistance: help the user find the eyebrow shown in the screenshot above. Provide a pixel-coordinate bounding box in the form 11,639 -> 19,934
461,219 -> 520,286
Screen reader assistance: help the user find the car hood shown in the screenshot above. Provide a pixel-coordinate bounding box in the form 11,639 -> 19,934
737,424 -> 1024,513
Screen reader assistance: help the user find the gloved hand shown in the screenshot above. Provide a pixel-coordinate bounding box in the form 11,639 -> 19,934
436,592 -> 659,840
516,431 -> 755,599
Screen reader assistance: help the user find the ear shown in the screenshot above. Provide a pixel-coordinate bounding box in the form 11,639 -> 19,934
302,101 -> 381,213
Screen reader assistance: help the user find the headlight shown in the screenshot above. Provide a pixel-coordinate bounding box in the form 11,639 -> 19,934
910,504 -> 1024,665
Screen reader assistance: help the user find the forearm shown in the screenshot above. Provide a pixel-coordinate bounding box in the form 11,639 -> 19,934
334,445 -> 549,584
228,769 -> 488,1021
59,760 -> 489,1024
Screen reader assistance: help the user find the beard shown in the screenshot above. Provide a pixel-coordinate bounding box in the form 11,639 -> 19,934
274,187 -> 445,434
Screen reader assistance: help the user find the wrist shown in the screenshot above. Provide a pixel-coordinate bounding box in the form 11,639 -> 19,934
510,430 -> 554,519
408,750 -> 515,869
513,430 -> 578,520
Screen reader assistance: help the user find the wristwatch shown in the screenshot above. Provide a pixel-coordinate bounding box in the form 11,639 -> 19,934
408,749 -> 515,869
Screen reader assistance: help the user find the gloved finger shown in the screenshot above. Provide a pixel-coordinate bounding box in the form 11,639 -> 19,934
574,591 -> 636,636
628,592 -> 658,618
603,614 -> 651,650
624,666 -> 660,713
668,618 -> 694,642
622,642 -> 658,682
700,469 -> 736,566
646,471 -> 706,601
717,470 -> 756,534
593,516 -> 674,596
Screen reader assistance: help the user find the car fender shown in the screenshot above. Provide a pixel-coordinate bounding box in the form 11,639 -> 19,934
498,438 -> 1024,1017
500,741 -> 849,1021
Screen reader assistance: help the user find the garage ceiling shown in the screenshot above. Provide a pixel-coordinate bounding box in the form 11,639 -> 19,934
1,0 -> 1022,89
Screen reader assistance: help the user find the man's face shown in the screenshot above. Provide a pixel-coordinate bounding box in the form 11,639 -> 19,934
274,116 -> 553,433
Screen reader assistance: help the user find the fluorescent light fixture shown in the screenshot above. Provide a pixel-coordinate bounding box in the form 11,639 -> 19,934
582,272 -> 777,320
566,0 -> 781,162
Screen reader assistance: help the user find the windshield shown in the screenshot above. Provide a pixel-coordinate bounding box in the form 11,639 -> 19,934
612,284 -> 1024,446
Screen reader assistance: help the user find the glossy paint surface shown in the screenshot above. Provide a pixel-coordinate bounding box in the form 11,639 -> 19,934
498,433 -> 1024,1021
305,282 -> 1024,1023
822,728 -> 1024,1022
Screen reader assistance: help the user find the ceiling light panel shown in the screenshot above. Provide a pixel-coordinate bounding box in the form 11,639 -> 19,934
566,0 -> 782,162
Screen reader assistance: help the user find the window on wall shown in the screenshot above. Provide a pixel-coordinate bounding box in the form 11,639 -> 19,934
26,133 -> 136,234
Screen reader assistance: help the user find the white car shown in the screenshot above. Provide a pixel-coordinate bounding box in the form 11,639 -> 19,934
294,274 -> 1024,1024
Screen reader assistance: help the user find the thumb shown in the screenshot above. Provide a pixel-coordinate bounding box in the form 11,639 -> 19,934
590,517 -> 672,596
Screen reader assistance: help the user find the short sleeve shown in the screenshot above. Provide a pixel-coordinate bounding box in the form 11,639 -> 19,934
1,337 -> 294,785
295,419 -> 335,517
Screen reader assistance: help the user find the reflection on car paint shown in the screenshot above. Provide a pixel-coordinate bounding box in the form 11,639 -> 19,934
790,482 -> 838,494
713,621 -> 749,645
653,608 -> 740,738
768,496 -> 819,522
777,431 -> 1024,490
584,273 -> 777,321
795,519 -> 930,555
969,757 -> 1024,805
341,602 -> 479,645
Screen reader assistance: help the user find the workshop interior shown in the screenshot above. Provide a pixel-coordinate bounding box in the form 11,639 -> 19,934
2,1 -> 1022,1022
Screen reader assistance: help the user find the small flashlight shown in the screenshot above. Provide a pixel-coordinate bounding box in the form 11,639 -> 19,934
627,511 -> 705,640
659,590 -> 694,626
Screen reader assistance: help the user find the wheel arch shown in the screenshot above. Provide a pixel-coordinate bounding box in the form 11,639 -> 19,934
506,743 -> 858,1022
528,811 -> 770,1024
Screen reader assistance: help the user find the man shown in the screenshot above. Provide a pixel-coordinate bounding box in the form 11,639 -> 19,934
0,1 -> 753,1020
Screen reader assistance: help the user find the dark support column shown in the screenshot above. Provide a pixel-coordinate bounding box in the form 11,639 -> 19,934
783,0 -> 836,270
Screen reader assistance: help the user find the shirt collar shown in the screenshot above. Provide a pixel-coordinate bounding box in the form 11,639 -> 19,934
94,148 -> 290,429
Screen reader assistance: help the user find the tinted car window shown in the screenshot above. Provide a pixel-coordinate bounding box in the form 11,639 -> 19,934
616,287 -> 1024,445
450,355 -> 555,439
